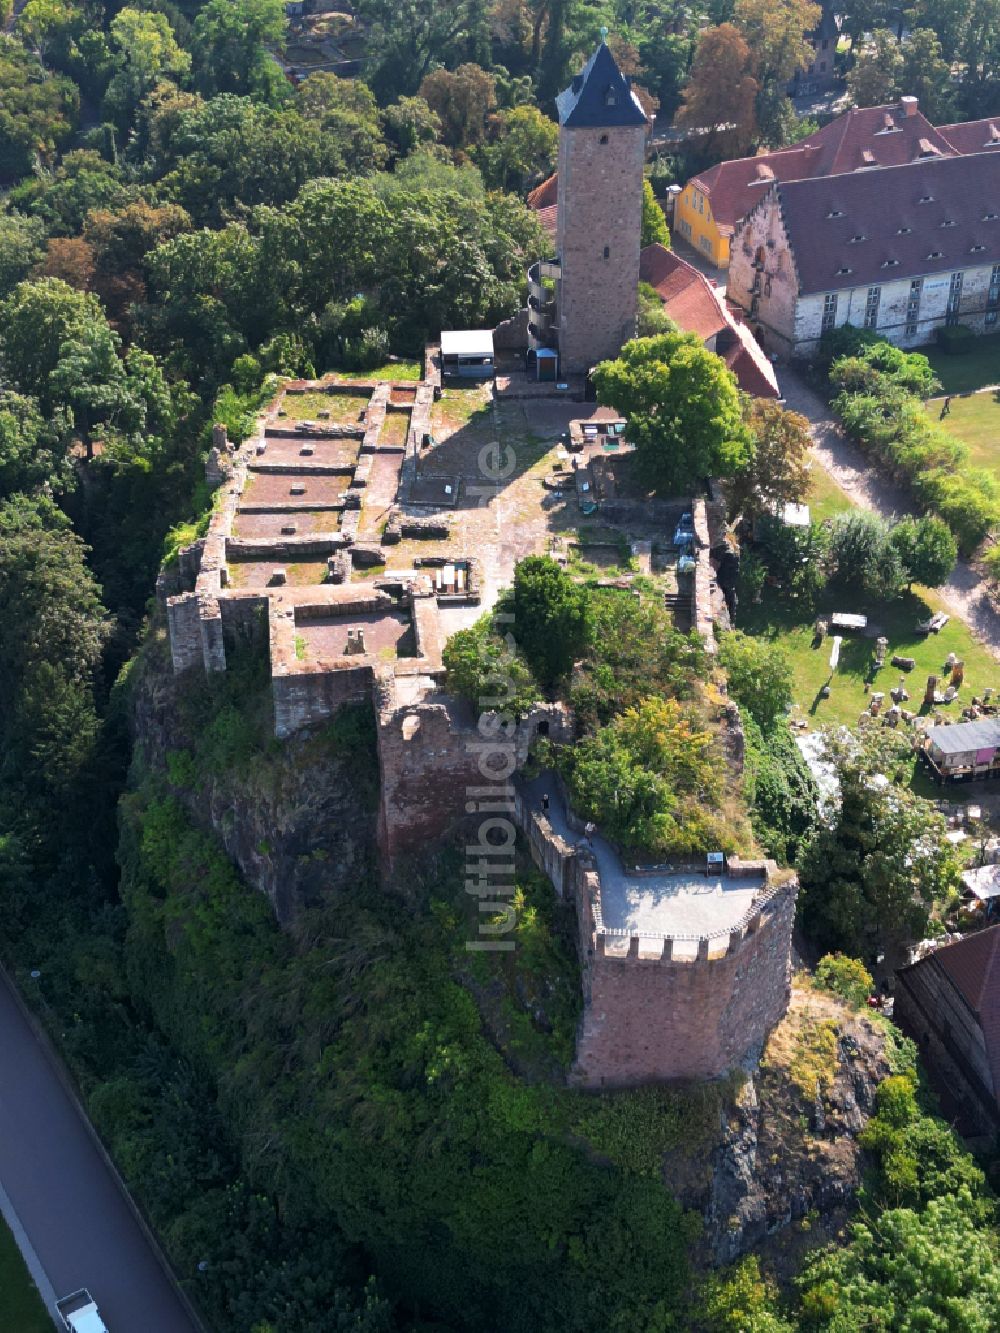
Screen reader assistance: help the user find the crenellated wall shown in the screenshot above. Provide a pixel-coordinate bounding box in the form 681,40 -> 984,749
511,785 -> 797,1087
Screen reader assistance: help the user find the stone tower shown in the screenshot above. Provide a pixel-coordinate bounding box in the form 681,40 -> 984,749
553,36 -> 648,374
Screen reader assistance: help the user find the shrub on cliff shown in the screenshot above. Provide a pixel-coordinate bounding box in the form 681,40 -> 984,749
562,696 -> 750,857
442,612 -> 540,719
814,954 -> 873,1008
718,630 -> 793,730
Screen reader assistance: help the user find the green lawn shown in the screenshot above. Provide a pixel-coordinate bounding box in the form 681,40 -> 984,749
934,390 -> 1000,470
805,459 -> 854,523
330,360 -> 422,382
924,333 -> 1000,395
0,1216 -> 50,1332
740,582 -> 1000,728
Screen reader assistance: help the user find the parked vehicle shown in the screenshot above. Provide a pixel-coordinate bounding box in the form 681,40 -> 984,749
56,1289 -> 109,1333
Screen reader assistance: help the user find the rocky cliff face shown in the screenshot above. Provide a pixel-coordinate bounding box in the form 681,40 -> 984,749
664,983 -> 895,1267
131,632 -> 378,922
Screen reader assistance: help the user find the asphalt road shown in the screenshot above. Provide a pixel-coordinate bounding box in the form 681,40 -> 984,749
0,972 -> 200,1332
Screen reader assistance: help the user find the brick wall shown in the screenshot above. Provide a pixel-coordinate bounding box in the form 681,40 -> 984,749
556,122 -> 646,372
572,879 -> 797,1087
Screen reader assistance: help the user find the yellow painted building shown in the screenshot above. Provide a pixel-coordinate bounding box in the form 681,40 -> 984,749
673,180 -> 731,267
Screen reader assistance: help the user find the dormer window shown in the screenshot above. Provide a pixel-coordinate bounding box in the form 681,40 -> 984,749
826,208 -> 844,218
985,212 -> 999,221
897,226 -> 912,234
971,244 -> 988,252
881,259 -> 900,267
836,266 -> 853,275
941,219 -> 956,227
849,233 -> 866,243
927,250 -> 943,259
604,85 -> 617,106
919,194 -> 935,203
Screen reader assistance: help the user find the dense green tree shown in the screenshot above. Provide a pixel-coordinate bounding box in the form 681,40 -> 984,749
636,282 -> 679,337
798,730 -> 960,954
570,585 -> 707,729
702,1255 -> 794,1332
0,278 -> 108,411
847,28 -> 903,107
442,613 -> 541,717
381,95 -> 441,158
640,178 -> 670,247
729,399 -> 811,522
9,149 -> 133,237
191,0 -> 287,101
17,0 -> 85,66
0,392 -> 73,497
735,0 -> 819,140
354,0 -> 489,99
889,515 -> 957,589
481,104 -> 558,192
0,494 -> 109,794
826,509 -> 905,601
899,28 -> 956,121
512,555 -> 590,686
564,696 -> 745,855
0,211 -> 45,297
103,8 -> 190,132
151,94 -> 367,223
718,629 -> 793,729
0,35 -> 79,178
295,73 -> 387,172
797,1194 -> 1000,1329
592,333 -> 750,494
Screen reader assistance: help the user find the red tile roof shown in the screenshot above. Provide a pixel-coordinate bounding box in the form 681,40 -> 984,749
723,320 -> 780,399
639,244 -> 728,340
924,926 -> 1000,1102
535,203 -> 558,240
638,245 -> 779,397
527,173 -> 558,210
759,152 -> 1000,294
688,146 -> 821,236
940,118 -> 1000,154
688,100 -> 959,234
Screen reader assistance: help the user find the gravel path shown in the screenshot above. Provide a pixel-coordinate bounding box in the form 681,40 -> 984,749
779,366 -> 1000,662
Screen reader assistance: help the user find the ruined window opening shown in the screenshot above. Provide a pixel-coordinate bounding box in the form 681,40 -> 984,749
536,719 -> 550,737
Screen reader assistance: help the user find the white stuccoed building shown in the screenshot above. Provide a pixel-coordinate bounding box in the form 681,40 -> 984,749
728,152 -> 1000,359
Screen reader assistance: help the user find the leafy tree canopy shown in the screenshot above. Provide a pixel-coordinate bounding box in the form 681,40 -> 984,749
593,333 -> 750,494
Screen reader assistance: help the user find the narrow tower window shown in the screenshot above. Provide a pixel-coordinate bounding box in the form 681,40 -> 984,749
603,246 -> 610,259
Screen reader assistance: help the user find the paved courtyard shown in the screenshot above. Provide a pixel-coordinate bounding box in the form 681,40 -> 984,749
520,773 -> 765,952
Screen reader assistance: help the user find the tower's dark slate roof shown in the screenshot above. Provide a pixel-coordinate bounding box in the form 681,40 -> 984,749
555,40 -> 647,130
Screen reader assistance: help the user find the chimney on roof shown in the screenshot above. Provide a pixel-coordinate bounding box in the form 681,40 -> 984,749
901,95 -> 919,116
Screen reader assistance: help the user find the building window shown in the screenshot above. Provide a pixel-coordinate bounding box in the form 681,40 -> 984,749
822,292 -> 838,332
820,61 -> 827,72
603,245 -> 610,259
989,263 -> 1000,309
905,321 -> 918,337
864,285 -> 881,328
988,310 -> 999,326
599,133 -> 609,144
947,270 -> 964,324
